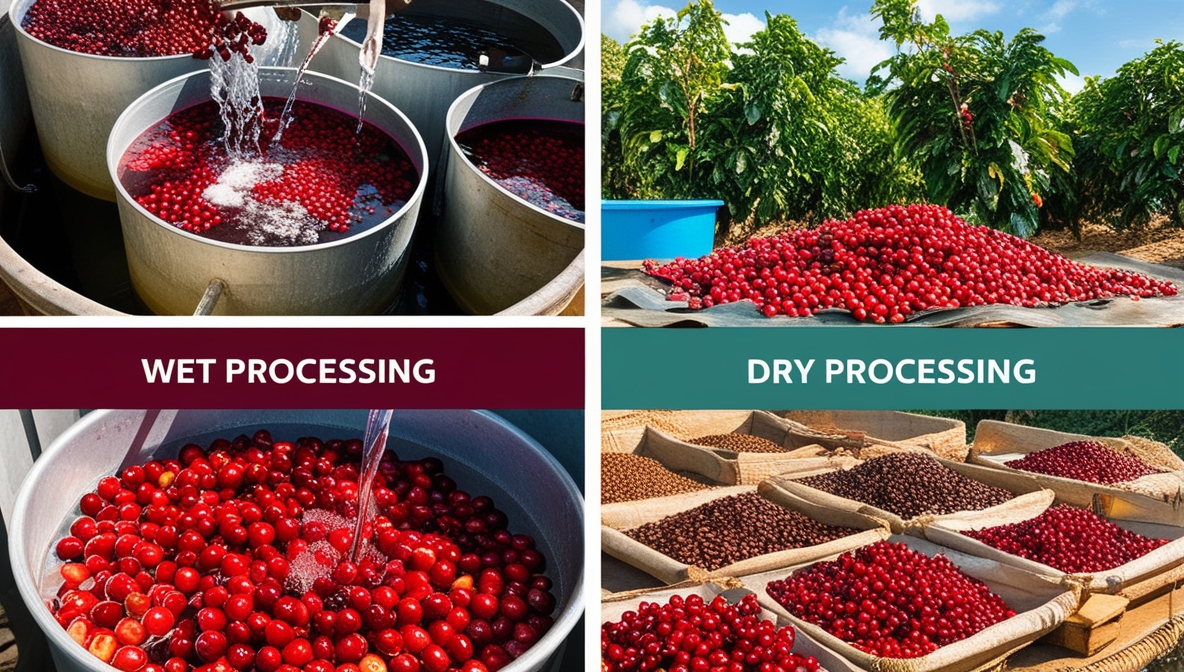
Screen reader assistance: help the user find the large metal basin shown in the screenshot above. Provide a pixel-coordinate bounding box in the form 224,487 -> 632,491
9,409 -> 584,672
8,0 -> 296,201
107,67 -> 428,315
301,0 -> 583,164
437,74 -> 584,315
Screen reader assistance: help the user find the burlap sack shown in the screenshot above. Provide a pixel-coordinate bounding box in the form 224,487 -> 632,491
779,411 -> 969,461
761,457 -> 1055,535
921,499 -> 1184,597
601,485 -> 891,585
969,421 -> 1184,526
601,581 -> 862,672
605,420 -> 862,485
744,535 -> 1080,672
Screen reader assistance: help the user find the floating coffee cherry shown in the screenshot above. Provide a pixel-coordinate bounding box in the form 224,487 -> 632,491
455,120 -> 584,223
120,99 -> 418,246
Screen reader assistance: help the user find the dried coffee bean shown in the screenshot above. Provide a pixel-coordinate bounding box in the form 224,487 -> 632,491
689,433 -> 785,454
601,453 -> 711,504
624,492 -> 858,571
796,452 -> 1013,519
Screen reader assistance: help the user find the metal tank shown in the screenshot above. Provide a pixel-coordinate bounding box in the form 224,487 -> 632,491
8,0 -> 296,200
300,0 -> 583,164
437,73 -> 584,315
107,67 -> 428,315
9,409 -> 584,672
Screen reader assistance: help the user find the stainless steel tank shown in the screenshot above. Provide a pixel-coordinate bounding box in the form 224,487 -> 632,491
107,67 -> 428,315
8,0 -> 296,200
9,409 -> 584,672
300,0 -> 583,164
437,73 -> 584,315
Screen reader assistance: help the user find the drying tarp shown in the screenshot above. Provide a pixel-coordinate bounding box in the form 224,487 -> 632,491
602,253 -> 1184,327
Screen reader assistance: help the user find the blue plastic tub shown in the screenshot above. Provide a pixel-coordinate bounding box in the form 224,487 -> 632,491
602,199 -> 724,260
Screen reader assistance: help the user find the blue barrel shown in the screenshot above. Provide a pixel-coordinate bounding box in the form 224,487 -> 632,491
602,199 -> 724,260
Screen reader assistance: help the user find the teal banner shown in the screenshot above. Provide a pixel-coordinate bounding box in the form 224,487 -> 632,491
602,328 -> 1184,409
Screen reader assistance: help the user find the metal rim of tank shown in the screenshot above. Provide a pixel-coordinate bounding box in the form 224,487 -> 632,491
446,73 -> 586,232
0,237 -> 128,315
9,409 -> 585,672
324,0 -> 586,72
107,66 -> 430,256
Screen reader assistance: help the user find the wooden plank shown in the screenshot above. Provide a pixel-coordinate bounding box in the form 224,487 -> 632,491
1042,594 -> 1129,656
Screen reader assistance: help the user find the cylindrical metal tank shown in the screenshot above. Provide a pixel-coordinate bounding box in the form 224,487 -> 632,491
108,67 -> 428,315
301,0 -> 583,163
437,74 -> 584,315
9,409 -> 584,672
8,0 -> 296,200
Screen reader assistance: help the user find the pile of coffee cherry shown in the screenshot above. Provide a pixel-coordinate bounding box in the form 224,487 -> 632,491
48,431 -> 558,672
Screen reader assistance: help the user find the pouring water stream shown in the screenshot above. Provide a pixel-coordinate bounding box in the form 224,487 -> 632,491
350,408 -> 393,562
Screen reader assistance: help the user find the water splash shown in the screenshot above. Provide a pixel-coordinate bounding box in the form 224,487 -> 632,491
208,51 -> 265,160
274,12 -> 356,146
349,409 -> 393,562
354,0 -> 385,134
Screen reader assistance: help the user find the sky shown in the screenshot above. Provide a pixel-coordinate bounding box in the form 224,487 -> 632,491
601,0 -> 1184,93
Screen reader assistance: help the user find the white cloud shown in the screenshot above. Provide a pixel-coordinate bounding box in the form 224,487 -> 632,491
914,0 -> 1000,23
602,0 -> 765,46
1057,71 -> 1085,94
722,12 -> 765,47
814,7 -> 894,82
603,0 -> 678,43
1044,0 -> 1078,20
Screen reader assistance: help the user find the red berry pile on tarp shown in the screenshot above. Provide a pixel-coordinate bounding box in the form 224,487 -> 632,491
48,431 -> 557,672
643,204 -> 1176,322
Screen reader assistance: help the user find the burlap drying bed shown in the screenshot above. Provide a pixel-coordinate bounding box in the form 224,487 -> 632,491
601,254 -> 1184,327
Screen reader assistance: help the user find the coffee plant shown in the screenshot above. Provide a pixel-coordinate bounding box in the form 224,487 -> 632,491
869,0 -> 1077,238
1062,41 -> 1184,232
602,1 -> 920,234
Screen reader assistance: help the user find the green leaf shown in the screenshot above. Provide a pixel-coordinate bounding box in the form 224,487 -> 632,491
1170,145 -> 1181,165
1154,135 -> 1170,160
744,102 -> 762,124
650,130 -> 664,143
675,147 -> 689,171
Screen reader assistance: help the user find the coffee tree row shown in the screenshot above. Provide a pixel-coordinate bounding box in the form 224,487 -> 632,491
602,0 -> 1184,239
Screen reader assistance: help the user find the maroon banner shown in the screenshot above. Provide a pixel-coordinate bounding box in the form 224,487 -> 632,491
0,327 -> 583,409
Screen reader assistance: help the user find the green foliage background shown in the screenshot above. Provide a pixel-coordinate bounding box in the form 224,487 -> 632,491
915,410 -> 1184,454
602,0 -> 1184,241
